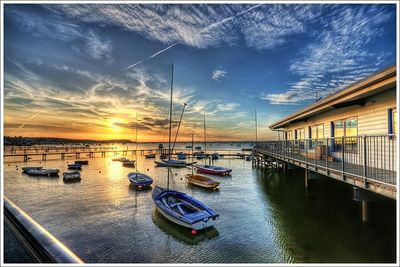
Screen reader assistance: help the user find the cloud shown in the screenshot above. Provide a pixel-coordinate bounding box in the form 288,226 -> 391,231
261,5 -> 394,105
85,30 -> 113,60
211,68 -> 226,81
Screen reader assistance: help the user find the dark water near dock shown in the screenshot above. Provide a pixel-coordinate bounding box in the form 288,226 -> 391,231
3,143 -> 396,263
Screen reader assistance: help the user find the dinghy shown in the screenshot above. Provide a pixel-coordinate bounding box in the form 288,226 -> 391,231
145,153 -> 156,159
195,146 -> 202,150
63,171 -> 81,181
211,153 -> 220,160
154,160 -> 186,168
112,157 -> 127,162
245,156 -> 252,161
68,163 -> 82,170
127,172 -> 153,187
74,160 -> 89,165
22,167 -> 43,173
186,174 -> 220,190
195,164 -> 232,175
27,168 -> 60,176
152,186 -> 218,230
122,159 -> 135,167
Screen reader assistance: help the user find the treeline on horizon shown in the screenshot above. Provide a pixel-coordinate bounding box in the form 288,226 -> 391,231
4,136 -> 255,146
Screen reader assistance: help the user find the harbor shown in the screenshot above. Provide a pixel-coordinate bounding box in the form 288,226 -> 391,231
2,2 -> 398,265
3,144 -> 396,263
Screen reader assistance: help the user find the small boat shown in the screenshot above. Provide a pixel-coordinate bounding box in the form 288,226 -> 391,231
195,164 -> 232,175
63,171 -> 81,181
158,144 -> 164,149
152,186 -> 218,230
185,145 -> 193,148
155,160 -> 186,168
127,172 -> 153,187
22,166 -> 43,173
68,163 -> 82,170
145,153 -> 156,159
27,168 -> 60,176
112,157 -> 127,162
186,174 -> 220,190
245,156 -> 252,161
185,161 -> 197,166
211,153 -> 220,160
177,153 -> 186,160
194,146 -> 202,150
74,160 -> 89,165
196,154 -> 206,159
122,159 -> 135,167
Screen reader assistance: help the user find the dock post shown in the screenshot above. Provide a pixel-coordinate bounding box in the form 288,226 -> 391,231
42,154 -> 46,161
361,201 -> 370,223
304,169 -> 309,188
61,153 -> 65,160
23,154 -> 28,162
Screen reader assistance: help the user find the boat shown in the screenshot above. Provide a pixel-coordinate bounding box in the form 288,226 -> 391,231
245,155 -> 252,161
154,160 -> 186,168
68,163 -> 82,170
74,160 -> 89,165
195,146 -> 202,150
145,153 -> 156,159
63,171 -> 81,181
185,145 -> 193,149
112,157 -> 127,162
22,166 -> 43,173
196,153 -> 206,159
122,159 -> 135,167
27,168 -> 60,176
152,186 -> 219,230
211,153 -> 220,160
186,174 -> 220,190
195,164 -> 232,175
158,143 -> 164,149
177,153 -> 186,160
127,172 -> 153,187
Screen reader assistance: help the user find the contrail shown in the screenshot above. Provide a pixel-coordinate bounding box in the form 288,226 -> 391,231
123,4 -> 262,70
12,112 -> 42,135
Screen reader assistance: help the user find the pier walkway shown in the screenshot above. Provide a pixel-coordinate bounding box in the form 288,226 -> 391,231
254,135 -> 397,199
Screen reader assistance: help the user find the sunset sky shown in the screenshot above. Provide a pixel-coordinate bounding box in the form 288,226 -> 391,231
3,3 -> 396,142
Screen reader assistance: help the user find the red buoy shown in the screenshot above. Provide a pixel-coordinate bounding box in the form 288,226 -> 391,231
191,229 -> 197,235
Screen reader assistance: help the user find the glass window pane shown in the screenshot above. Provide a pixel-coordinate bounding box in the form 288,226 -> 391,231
334,121 -> 344,137
393,109 -> 397,135
317,124 -> 323,138
345,118 -> 357,136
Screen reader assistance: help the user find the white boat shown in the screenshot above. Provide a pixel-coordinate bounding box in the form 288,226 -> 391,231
27,168 -> 60,176
112,157 -> 127,162
154,160 -> 186,168
63,171 -> 81,181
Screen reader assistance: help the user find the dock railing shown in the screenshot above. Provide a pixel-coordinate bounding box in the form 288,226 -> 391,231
255,135 -> 396,185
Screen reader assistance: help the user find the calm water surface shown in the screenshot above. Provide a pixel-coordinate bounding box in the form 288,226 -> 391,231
4,143 -> 396,263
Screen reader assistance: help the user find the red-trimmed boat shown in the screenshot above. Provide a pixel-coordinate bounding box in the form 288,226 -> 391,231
195,164 -> 232,175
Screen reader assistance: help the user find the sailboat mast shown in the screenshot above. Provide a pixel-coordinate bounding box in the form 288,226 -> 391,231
167,63 -> 174,189
191,133 -> 194,175
135,113 -> 138,172
204,107 -> 206,154
255,108 -> 258,145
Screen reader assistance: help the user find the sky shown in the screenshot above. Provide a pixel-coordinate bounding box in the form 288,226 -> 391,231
3,3 -> 397,142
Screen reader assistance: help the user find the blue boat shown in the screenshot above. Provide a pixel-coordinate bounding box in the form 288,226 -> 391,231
152,186 -> 218,230
211,153 -> 220,160
177,153 -> 186,160
128,172 -> 153,187
67,163 -> 82,170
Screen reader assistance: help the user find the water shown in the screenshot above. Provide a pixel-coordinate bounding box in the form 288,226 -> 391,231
3,143 -> 396,263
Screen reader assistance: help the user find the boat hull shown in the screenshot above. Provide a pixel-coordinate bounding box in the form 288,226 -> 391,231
195,165 -> 232,175
27,169 -> 60,176
186,174 -> 220,189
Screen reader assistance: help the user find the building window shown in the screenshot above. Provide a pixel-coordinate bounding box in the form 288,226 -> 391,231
309,124 -> 324,148
295,128 -> 305,149
389,108 -> 397,136
285,130 -> 293,140
332,117 -> 358,152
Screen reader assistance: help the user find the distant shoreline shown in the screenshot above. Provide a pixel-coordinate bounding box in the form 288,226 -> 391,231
4,136 -> 256,146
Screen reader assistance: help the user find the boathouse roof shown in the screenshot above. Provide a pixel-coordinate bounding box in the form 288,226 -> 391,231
269,65 -> 397,130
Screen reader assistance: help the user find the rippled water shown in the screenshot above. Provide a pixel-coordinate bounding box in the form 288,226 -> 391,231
3,143 -> 396,263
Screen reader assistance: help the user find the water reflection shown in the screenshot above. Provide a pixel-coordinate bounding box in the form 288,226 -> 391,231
151,209 -> 219,245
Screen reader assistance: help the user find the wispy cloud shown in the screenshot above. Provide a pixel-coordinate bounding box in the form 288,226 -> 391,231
261,5 -> 394,105
211,68 -> 226,81
85,30 -> 113,60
